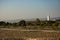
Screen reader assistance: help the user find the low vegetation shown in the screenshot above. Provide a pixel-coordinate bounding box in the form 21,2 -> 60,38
0,18 -> 60,30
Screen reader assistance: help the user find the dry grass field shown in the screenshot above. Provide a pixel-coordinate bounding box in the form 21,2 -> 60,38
0,27 -> 60,40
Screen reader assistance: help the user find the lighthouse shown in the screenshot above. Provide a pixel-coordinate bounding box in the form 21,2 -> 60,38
47,16 -> 50,21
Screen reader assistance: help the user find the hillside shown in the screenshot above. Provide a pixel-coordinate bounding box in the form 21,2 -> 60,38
4,17 -> 60,23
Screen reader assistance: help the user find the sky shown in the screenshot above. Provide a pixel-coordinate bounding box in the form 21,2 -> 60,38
0,0 -> 60,21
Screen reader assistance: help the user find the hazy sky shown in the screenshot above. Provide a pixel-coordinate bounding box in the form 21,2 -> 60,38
0,0 -> 60,20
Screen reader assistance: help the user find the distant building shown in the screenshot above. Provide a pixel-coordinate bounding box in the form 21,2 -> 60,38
47,16 -> 50,21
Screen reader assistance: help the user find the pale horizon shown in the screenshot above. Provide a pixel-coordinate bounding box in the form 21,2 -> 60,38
0,0 -> 60,21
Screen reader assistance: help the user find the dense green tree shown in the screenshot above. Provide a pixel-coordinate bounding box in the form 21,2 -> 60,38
5,22 -> 10,26
35,18 -> 40,25
19,20 -> 26,27
0,21 -> 6,26
52,23 -> 58,26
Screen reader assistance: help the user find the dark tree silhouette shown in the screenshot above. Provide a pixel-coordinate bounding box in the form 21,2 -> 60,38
35,18 -> 40,25
19,20 -> 26,27
0,21 -> 6,26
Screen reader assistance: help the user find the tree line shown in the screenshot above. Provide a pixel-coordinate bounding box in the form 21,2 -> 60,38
0,18 -> 60,29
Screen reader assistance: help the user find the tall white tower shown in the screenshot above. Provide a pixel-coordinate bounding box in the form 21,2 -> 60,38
47,16 -> 50,21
